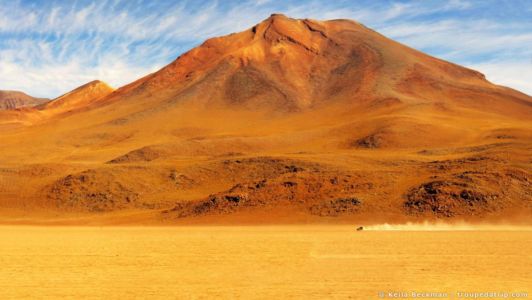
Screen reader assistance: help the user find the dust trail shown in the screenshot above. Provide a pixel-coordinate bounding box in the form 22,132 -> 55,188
363,221 -> 532,231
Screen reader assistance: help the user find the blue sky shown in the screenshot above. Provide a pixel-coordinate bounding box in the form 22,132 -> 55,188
0,0 -> 531,98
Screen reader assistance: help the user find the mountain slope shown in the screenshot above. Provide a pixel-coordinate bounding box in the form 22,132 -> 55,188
0,14 -> 530,224
0,80 -> 113,128
98,14 -> 529,115
40,80 -> 114,114
0,90 -> 48,110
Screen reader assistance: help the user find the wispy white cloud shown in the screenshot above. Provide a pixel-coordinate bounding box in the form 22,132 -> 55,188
378,19 -> 532,60
468,61 -> 532,95
0,0 -> 530,97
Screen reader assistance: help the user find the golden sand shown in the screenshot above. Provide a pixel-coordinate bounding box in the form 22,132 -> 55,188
0,225 -> 529,299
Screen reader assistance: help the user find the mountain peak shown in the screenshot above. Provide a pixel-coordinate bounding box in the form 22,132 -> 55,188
268,13 -> 287,19
101,15 -> 524,115
257,14 -> 321,44
42,80 -> 114,112
78,80 -> 113,90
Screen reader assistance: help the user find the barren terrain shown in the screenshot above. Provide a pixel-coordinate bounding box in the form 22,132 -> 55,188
0,14 -> 530,224
0,90 -> 48,110
0,225 -> 530,299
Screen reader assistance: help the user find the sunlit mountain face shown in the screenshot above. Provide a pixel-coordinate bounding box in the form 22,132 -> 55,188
0,13 -> 530,223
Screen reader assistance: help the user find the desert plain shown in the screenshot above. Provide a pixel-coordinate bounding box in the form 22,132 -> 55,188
0,225 -> 530,299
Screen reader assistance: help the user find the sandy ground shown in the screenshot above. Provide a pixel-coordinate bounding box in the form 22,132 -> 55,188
0,225 -> 530,299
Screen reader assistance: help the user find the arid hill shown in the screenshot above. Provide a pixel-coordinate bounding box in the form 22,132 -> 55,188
0,14 -> 530,225
0,90 -> 48,110
0,81 -> 114,128
40,80 -> 114,113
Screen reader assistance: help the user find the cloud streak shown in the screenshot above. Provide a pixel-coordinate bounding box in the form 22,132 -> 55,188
0,0 -> 530,97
